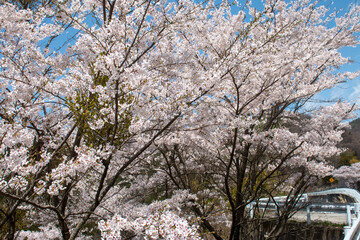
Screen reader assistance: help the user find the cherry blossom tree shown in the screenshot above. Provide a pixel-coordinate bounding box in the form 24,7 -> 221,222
333,162 -> 360,188
0,0 -> 359,239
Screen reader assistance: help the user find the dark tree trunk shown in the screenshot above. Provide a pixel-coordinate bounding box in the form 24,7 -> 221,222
6,211 -> 16,240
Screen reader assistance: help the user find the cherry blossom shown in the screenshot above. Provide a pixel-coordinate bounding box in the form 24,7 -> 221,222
0,0 -> 359,239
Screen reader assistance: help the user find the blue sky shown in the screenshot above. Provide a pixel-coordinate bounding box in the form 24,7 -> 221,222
251,0 -> 360,115
298,1 -> 360,114
312,0 -> 360,116
225,0 -> 360,114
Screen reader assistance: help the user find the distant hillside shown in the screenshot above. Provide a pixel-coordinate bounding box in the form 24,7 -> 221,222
339,118 -> 360,157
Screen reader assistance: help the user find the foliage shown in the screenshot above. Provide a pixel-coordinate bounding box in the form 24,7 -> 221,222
339,150 -> 360,166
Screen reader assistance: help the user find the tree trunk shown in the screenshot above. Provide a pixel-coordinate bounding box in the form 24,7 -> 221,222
6,211 -> 16,240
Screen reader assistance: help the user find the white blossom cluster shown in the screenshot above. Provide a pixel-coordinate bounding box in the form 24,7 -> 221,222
99,210 -> 200,240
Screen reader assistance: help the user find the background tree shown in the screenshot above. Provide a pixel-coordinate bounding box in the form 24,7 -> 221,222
339,118 -> 360,158
332,118 -> 360,190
